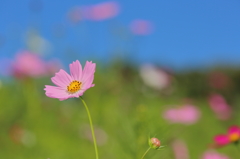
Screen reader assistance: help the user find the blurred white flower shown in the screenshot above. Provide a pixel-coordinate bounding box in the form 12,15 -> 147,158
140,64 -> 171,90
25,29 -> 52,55
21,130 -> 37,147
80,124 -> 108,146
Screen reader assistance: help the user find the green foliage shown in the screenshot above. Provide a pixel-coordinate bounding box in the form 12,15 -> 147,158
0,63 -> 239,159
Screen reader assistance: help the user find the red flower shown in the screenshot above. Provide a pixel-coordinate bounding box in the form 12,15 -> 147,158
213,126 -> 240,147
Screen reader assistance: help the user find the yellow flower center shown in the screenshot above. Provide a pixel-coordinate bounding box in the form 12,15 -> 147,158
229,133 -> 240,142
67,80 -> 82,93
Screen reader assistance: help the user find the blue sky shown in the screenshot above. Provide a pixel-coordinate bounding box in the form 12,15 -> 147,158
1,0 -> 240,70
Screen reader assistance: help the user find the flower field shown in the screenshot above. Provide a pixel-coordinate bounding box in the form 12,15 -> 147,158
0,58 -> 240,159
1,1 -> 240,158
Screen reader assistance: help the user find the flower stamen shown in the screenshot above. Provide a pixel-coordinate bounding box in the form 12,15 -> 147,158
229,133 -> 239,142
67,80 -> 82,93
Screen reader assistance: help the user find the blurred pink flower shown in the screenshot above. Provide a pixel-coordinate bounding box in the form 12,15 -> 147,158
140,64 -> 171,90
163,105 -> 201,125
84,1 -> 120,21
11,51 -> 47,78
45,59 -> 62,75
130,19 -> 153,35
202,150 -> 230,159
213,125 -> 240,147
44,60 -> 96,101
80,124 -> 108,146
68,6 -> 82,23
171,139 -> 189,159
208,94 -> 232,120
208,72 -> 230,89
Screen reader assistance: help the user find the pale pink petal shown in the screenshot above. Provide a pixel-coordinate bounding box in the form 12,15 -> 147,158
214,135 -> 230,145
82,74 -> 94,90
163,105 -> 200,125
76,89 -> 85,97
70,60 -> 82,81
81,61 -> 96,83
171,139 -> 189,159
179,105 -> 200,125
44,86 -> 79,100
44,85 -> 70,99
163,109 -> 179,123
51,69 -> 72,87
59,94 -> 80,101
59,98 -> 68,101
202,150 -> 230,159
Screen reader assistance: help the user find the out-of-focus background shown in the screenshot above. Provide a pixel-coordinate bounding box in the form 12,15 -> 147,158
0,0 -> 240,158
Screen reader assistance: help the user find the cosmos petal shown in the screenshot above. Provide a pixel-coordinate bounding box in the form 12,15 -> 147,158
228,125 -> 240,135
214,135 -> 230,146
76,89 -> 85,97
70,60 -> 82,81
44,85 -> 71,100
81,61 -> 96,83
51,69 -> 72,87
82,74 -> 94,90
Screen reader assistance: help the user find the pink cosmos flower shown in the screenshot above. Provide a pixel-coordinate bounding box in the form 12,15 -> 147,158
130,19 -> 153,35
163,105 -> 201,125
202,150 -> 230,159
208,94 -> 232,120
213,125 -> 240,147
171,139 -> 189,159
84,1 -> 120,21
11,51 -> 47,78
44,60 -> 95,101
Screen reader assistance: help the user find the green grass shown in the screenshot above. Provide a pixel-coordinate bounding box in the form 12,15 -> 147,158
0,63 -> 239,159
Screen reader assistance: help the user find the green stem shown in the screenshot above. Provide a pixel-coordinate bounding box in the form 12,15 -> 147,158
80,96 -> 99,159
141,147 -> 151,159
234,143 -> 240,154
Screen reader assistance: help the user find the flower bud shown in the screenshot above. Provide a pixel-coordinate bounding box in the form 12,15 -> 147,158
149,137 -> 161,149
